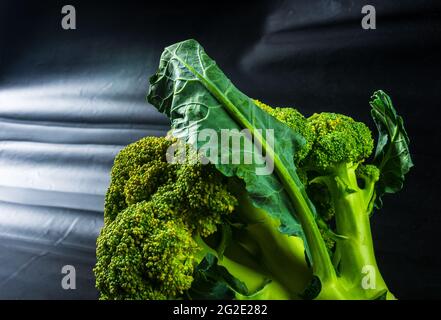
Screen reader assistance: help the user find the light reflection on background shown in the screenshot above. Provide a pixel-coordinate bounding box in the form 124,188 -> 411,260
0,74 -> 168,298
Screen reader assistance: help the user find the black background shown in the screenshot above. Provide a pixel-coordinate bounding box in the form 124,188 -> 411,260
0,0 -> 440,299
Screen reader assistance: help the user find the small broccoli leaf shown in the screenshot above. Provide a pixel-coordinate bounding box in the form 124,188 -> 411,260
300,276 -> 322,300
216,224 -> 233,260
370,90 -> 414,208
372,289 -> 388,300
148,39 -> 317,258
234,278 -> 274,300
188,253 -> 248,300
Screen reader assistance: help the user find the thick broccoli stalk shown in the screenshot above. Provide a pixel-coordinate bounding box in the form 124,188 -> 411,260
303,112 -> 393,299
193,234 -> 295,300
230,186 -> 313,298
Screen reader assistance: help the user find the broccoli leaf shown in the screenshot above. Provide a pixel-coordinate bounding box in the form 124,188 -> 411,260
188,254 -> 247,300
370,90 -> 414,208
300,275 -> 322,300
216,224 -> 233,260
189,253 -> 274,300
148,39 -> 317,253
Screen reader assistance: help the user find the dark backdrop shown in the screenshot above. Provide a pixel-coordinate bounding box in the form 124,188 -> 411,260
0,0 -> 440,299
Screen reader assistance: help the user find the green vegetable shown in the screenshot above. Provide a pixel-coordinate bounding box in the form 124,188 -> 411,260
370,90 -> 414,208
95,136 -> 304,299
94,39 -> 413,300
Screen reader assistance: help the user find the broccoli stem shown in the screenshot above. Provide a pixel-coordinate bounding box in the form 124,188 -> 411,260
241,218 -> 312,298
275,163 -> 337,284
227,180 -> 312,298
324,162 -> 395,299
195,235 -> 292,299
235,202 -> 313,297
182,58 -> 338,294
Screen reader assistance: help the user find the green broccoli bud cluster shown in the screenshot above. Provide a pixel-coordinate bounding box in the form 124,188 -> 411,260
95,201 -> 197,299
356,163 -> 380,185
253,99 -> 314,163
104,136 -> 173,223
306,112 -> 374,172
95,136 -> 237,299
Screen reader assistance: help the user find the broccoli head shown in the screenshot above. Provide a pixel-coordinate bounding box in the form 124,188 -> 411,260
306,112 -> 374,172
104,136 -> 173,223
95,200 -> 197,299
95,136 -> 238,299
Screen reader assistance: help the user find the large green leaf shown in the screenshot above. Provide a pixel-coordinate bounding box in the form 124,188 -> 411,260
370,90 -> 414,208
147,39 -> 316,248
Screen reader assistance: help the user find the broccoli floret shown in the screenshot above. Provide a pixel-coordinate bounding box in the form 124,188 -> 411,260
302,112 -> 377,215
254,100 -> 314,163
356,164 -> 381,215
124,161 -> 173,206
95,201 -> 198,300
306,112 -> 374,172
104,137 -> 174,223
173,162 -> 237,236
96,137 -> 238,299
104,136 -> 237,231
356,163 -> 380,186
